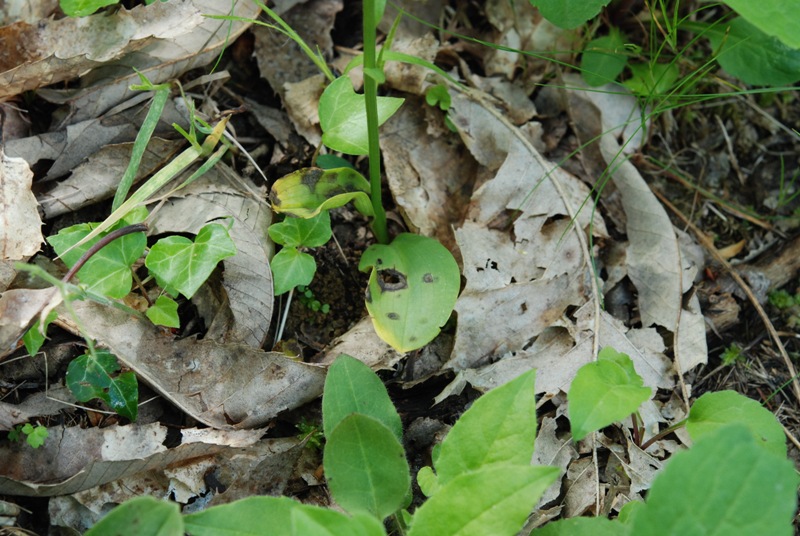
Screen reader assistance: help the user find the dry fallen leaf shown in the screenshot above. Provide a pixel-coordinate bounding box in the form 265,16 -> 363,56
0,146 -> 42,260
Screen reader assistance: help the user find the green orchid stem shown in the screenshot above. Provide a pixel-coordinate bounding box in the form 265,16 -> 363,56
363,0 -> 389,244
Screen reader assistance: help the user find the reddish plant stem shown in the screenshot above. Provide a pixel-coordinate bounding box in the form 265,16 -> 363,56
61,223 -> 148,284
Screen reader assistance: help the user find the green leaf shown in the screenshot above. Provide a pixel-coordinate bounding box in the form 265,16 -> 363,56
434,369 -> 538,486
291,506 -> 387,536
66,350 -> 138,421
622,62 -> 680,96
531,516 -> 623,536
416,466 -> 440,497
184,496 -> 296,536
316,154 -> 356,170
359,234 -> 460,353
581,30 -> 628,86
145,222 -> 237,299
722,0 -> 800,49
60,0 -> 120,17
85,496 -> 182,536
48,215 -> 147,299
322,354 -> 403,442
407,465 -> 559,536
324,414 -> 410,519
145,296 -> 180,328
531,0 -> 611,29
270,167 -> 374,219
271,247 -> 317,296
22,310 -> 57,356
568,347 -> 651,441
686,390 -> 786,457
630,425 -> 798,536
269,212 -> 332,248
425,84 -> 452,111
702,17 -> 800,86
318,76 -> 404,155
24,424 -> 49,449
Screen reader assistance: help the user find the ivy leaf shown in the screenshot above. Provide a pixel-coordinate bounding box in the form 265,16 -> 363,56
145,222 -> 237,299
66,350 -> 138,421
271,247 -> 316,296
145,295 -> 180,328
268,212 -> 332,248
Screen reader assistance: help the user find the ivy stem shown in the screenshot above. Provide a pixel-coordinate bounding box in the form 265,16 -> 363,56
62,223 -> 148,284
362,0 -> 389,244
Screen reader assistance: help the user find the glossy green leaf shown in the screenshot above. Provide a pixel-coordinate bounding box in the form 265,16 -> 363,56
48,210 -> 147,299
687,390 -> 786,457
359,234 -> 460,353
318,76 -> 404,155
145,295 -> 180,328
85,496 -> 182,536
184,496 -> 296,536
322,354 -> 403,442
434,369 -> 538,486
270,167 -> 373,219
531,0 -> 611,29
532,517 -> 623,536
60,0 -> 119,17
324,414 -> 410,519
291,506 -> 387,536
269,212 -> 332,248
703,17 -> 800,86
66,350 -> 138,421
145,222 -> 237,299
568,347 -> 651,441
271,247 -> 317,296
622,62 -> 680,96
22,310 -> 57,356
722,0 -> 800,49
630,425 -> 798,536
581,30 -> 628,86
407,465 -> 559,536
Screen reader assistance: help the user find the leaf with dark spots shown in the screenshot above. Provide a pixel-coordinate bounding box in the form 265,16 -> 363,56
269,167 -> 373,218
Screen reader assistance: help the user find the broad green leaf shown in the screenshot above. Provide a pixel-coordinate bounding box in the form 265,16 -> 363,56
622,62 -> 680,96
407,465 -> 559,536
630,425 -> 798,536
318,76 -> 404,155
532,517 -> 623,536
568,347 -> 651,441
85,496 -> 182,536
722,0 -> 800,49
531,0 -> 611,29
270,167 -> 373,219
581,30 -> 628,86
324,414 -> 410,519
145,295 -> 180,328
23,310 -> 57,356
291,506 -> 387,536
434,369 -> 537,486
145,223 -> 236,299
184,496 -> 296,536
686,390 -> 786,457
271,247 -> 317,296
48,214 -> 147,299
322,354 -> 403,442
269,212 -> 332,248
702,17 -> 800,86
60,0 -> 119,17
66,350 -> 138,421
359,234 -> 460,353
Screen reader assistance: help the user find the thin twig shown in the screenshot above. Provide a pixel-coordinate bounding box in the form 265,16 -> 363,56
62,224 -> 148,284
653,190 -> 800,404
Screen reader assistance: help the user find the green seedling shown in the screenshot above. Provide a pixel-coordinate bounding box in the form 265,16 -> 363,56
720,343 -> 745,366
66,349 -> 138,421
268,212 -> 332,296
8,423 -> 49,449
296,286 -> 330,314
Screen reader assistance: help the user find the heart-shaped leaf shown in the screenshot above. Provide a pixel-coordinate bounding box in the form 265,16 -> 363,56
66,350 -> 138,421
145,295 -> 180,328
359,234 -> 460,353
145,222 -> 236,299
271,247 -> 316,295
269,212 -> 332,248
568,347 -> 651,441
270,167 -> 373,219
319,76 -> 404,155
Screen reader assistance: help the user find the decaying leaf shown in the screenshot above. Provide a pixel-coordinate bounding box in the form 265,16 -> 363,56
0,147 -> 42,260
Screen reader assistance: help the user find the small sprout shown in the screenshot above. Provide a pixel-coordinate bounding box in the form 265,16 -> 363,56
721,343 -> 744,366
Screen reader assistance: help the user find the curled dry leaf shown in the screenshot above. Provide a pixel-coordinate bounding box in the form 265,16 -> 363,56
0,1 -> 203,99
148,164 -> 274,348
59,299 -> 324,429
